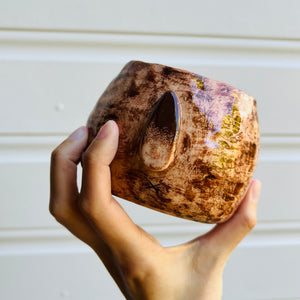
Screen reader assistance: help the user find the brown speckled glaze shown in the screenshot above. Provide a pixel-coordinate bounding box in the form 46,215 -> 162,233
87,61 -> 260,223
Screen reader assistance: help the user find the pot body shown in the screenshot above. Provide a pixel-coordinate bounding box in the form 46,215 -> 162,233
87,61 -> 260,223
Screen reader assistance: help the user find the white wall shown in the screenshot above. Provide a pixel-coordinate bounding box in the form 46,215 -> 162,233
1,1 -> 300,299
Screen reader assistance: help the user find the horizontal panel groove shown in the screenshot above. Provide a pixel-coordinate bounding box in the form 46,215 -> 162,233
1,136 -> 299,163
1,220 -> 299,238
1,0 -> 299,40
1,30 -> 300,49
1,31 -> 300,63
1,28 -> 300,43
1,31 -> 299,135
1,221 -> 300,255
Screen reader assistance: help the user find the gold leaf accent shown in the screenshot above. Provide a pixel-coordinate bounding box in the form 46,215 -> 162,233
194,78 -> 206,91
211,105 -> 241,170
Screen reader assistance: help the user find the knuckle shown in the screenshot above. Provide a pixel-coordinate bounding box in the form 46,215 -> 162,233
51,148 -> 59,162
51,147 -> 64,164
123,261 -> 155,286
82,150 -> 98,168
49,203 -> 56,217
49,202 -> 70,224
241,213 -> 257,231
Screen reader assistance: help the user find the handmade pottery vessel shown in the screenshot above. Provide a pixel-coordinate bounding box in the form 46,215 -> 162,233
87,61 -> 260,223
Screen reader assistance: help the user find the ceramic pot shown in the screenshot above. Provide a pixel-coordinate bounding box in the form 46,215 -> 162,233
87,61 -> 260,223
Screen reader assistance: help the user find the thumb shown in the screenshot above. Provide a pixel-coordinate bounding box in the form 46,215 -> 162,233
85,120 -> 119,166
80,120 -> 153,260
205,179 -> 261,257
81,120 -> 119,203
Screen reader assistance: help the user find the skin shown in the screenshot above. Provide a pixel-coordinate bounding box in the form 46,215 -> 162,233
49,120 -> 261,300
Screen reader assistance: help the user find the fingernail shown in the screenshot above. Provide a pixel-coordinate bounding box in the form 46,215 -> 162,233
251,179 -> 261,202
69,126 -> 86,139
97,120 -> 115,140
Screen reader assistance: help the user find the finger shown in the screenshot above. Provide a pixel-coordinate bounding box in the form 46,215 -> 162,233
49,126 -> 100,244
50,126 -> 88,215
49,127 -> 132,298
204,179 -> 261,257
80,120 -> 160,259
50,126 -> 102,246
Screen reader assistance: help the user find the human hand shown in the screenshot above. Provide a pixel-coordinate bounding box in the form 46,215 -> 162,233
50,120 -> 261,300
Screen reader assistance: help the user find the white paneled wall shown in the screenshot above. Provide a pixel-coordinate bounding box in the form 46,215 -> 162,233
1,1 -> 300,299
